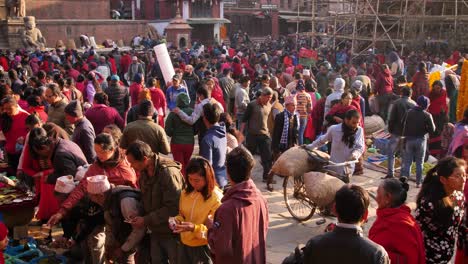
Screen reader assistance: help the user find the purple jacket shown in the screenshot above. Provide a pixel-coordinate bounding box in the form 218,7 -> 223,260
85,104 -> 125,134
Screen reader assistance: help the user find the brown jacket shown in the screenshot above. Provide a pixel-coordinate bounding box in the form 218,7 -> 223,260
120,118 -> 170,155
267,100 -> 284,136
140,155 -> 184,237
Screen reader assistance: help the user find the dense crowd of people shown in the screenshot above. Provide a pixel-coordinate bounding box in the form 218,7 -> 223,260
0,35 -> 466,263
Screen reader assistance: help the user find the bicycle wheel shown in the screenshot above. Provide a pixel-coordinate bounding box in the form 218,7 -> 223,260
283,175 -> 316,221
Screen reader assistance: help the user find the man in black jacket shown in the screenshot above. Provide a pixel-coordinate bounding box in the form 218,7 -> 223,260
385,86 -> 416,179
400,95 -> 435,187
303,184 -> 390,264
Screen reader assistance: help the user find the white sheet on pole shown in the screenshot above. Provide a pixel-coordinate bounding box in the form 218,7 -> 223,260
154,44 -> 175,85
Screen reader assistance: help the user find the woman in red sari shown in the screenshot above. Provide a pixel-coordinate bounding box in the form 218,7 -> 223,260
325,91 -> 357,126
428,80 -> 449,158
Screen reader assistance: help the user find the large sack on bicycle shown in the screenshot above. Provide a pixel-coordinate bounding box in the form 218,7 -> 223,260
303,172 -> 345,208
271,146 -> 329,178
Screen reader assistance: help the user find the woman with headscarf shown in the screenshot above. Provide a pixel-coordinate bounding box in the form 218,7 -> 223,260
165,93 -> 194,175
85,72 -> 100,103
445,73 -> 460,123
388,51 -> 404,79
412,62 -> 430,101
129,73 -> 144,106
428,80 -> 449,158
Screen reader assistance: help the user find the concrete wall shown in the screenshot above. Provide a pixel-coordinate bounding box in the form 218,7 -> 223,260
35,20 -> 148,48
26,0 -> 110,19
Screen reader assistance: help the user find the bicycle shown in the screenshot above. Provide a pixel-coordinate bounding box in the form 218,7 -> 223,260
282,157 -> 359,222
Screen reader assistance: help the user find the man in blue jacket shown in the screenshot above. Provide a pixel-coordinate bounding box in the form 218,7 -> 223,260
200,102 -> 227,189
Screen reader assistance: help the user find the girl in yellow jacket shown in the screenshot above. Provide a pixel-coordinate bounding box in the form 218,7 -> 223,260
171,157 -> 223,264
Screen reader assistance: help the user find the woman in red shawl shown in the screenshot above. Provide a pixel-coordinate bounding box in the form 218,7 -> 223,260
428,80 -> 449,158
369,177 -> 426,264
325,92 -> 357,126
0,222 -> 7,264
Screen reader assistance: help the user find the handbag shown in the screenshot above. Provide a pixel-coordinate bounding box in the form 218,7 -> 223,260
397,110 -> 410,150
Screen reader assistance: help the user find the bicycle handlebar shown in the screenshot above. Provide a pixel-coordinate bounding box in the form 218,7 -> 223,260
323,160 -> 359,168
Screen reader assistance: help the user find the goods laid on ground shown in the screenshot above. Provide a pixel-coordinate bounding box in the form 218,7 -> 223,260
303,171 -> 345,208
0,183 -> 37,229
364,115 -> 386,136
270,146 -> 330,178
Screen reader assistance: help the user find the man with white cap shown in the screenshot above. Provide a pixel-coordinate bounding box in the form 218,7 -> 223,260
127,56 -> 144,85
86,175 -> 145,264
324,78 -> 345,119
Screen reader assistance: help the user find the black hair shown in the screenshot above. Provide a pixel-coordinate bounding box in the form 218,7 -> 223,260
185,157 -> 217,200
103,124 -> 122,145
345,109 -> 360,120
381,177 -> 410,207
341,91 -> 352,100
47,83 -> 62,96
335,184 -> 370,223
401,86 -> 411,97
25,113 -> 42,127
28,127 -> 52,157
77,74 -> 85,82
37,70 -> 46,80
222,68 -> 231,75
94,92 -> 109,105
138,99 -> 155,117
94,133 -> 116,151
226,146 -> 255,183
196,85 -> 210,99
432,80 -> 444,88
203,102 -> 222,124
125,140 -> 153,161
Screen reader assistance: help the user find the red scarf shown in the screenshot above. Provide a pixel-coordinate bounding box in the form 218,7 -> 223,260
428,89 -> 448,115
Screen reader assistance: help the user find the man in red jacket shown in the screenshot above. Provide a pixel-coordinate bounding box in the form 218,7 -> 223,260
207,146 -> 268,264
374,64 -> 395,120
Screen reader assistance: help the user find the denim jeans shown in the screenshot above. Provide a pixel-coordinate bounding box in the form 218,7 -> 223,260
298,117 -> 308,145
386,134 -> 404,177
401,137 -> 426,184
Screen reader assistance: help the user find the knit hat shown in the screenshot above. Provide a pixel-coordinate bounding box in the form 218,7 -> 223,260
334,78 -> 345,92
296,79 -> 305,91
133,73 -> 142,83
55,175 -> 76,194
284,95 -> 297,105
176,93 -> 190,108
0,222 -> 7,242
89,62 -> 97,69
64,100 -> 83,117
132,56 -> 138,61
110,75 -> 120,81
351,80 -> 363,92
416,95 -> 430,110
86,175 -> 111,194
302,69 -> 311,76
